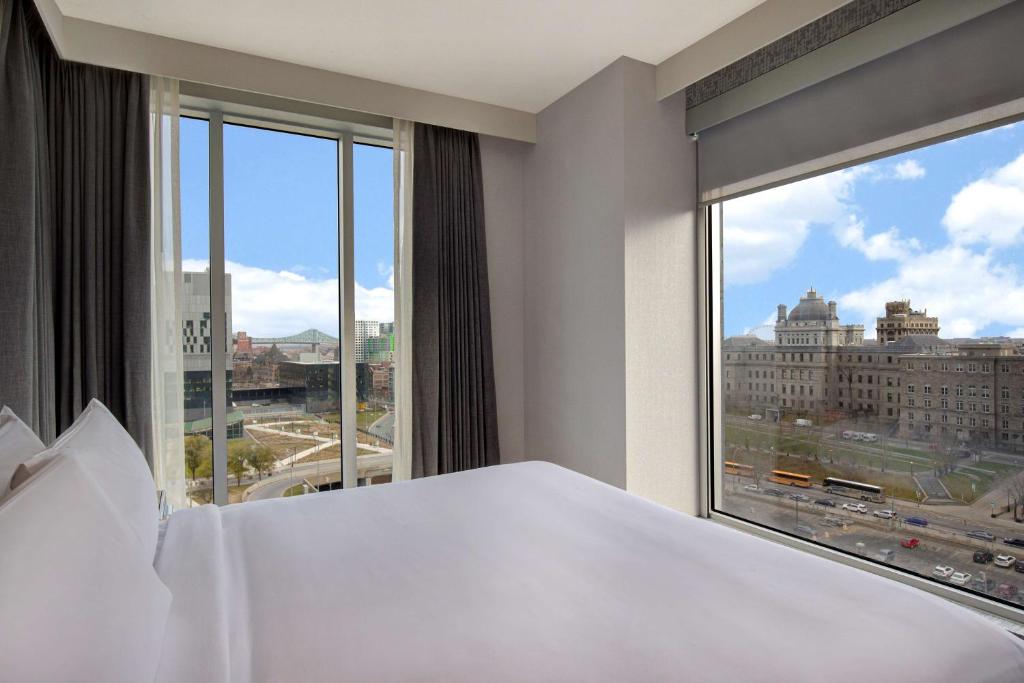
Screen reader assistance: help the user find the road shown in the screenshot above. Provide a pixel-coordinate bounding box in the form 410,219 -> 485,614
721,487 -> 1024,604
245,452 -> 393,501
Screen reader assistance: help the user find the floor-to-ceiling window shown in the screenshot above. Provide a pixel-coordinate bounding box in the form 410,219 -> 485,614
179,105 -> 394,505
709,119 -> 1024,610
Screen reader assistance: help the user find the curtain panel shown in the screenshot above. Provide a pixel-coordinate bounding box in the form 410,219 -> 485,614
411,123 -> 500,477
0,0 -> 152,458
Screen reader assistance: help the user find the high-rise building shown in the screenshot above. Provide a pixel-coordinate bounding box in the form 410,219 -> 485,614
354,320 -> 380,363
182,270 -> 242,437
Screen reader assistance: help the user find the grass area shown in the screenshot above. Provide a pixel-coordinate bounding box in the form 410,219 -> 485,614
247,430 -> 317,461
283,484 -> 307,497
297,444 -> 380,462
357,409 -> 386,429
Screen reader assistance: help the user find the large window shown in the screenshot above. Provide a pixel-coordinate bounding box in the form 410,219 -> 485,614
180,106 -> 395,505
711,119 -> 1024,609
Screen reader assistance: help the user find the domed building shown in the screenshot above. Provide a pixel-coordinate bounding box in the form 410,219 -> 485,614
774,287 -> 864,347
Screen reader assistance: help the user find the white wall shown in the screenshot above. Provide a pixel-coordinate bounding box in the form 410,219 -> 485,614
523,59 -> 630,488
517,57 -> 699,512
480,135 -> 529,464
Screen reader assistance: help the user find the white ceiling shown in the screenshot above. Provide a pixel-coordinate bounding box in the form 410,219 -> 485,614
55,0 -> 764,113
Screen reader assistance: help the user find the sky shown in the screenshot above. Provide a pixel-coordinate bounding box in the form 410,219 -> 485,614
723,120 -> 1024,341
180,117 -> 394,338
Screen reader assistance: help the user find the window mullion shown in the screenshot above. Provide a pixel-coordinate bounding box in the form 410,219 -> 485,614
209,111 -> 228,505
339,133 -> 358,488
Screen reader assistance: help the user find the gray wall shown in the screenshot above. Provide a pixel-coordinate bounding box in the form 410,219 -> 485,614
517,58 -> 700,512
480,135 -> 529,464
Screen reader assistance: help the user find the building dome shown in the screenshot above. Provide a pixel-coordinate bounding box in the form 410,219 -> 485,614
788,288 -> 832,321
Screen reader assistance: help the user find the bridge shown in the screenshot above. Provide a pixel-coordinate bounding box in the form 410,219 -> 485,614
250,329 -> 339,345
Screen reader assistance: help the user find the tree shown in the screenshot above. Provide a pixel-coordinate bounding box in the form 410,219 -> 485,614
1008,478 -> 1024,522
184,435 -> 211,481
245,445 -> 276,481
227,446 -> 249,487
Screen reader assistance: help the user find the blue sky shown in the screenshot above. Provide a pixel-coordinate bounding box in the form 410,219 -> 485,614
723,120 -> 1024,340
180,117 -> 394,336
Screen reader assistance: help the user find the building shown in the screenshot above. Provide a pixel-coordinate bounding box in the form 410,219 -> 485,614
899,342 -> 1024,451
182,270 -> 243,438
354,320 -> 380,363
876,300 -> 939,342
278,355 -> 341,414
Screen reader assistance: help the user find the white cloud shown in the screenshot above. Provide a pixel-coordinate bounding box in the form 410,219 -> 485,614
833,217 -> 921,261
942,151 -> 1024,247
838,246 -> 1024,338
891,159 -> 926,180
724,167 -> 865,285
1008,328 -> 1024,339
184,259 -> 394,338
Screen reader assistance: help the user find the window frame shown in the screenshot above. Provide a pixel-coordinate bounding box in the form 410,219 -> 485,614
180,84 -> 394,505
697,114 -> 1024,625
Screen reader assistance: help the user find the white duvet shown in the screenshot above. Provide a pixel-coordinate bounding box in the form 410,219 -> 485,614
155,461 -> 1024,682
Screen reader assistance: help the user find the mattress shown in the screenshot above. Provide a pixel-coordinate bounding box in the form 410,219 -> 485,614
154,461 -> 1024,682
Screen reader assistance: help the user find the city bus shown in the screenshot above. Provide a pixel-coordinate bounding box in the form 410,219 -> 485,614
723,461 -> 755,478
768,470 -> 813,488
822,476 -> 885,503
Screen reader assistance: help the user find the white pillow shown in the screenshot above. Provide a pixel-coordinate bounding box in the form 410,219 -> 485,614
0,450 -> 171,682
0,406 -> 45,495
43,399 -> 160,561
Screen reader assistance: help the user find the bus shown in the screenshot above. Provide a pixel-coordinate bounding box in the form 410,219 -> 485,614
724,461 -> 754,478
768,470 -> 812,488
823,476 -> 885,503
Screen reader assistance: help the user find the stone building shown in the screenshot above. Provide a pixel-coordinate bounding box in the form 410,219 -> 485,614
876,300 -> 939,342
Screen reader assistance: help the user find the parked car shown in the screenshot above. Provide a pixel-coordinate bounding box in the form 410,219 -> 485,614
875,549 -> 895,563
862,433 -> 878,443
841,430 -> 854,440
765,488 -> 785,497
950,571 -> 972,586
932,565 -> 955,579
814,498 -> 836,507
994,554 -> 1016,568
747,414 -> 763,421
900,538 -> 920,549
966,530 -> 995,542
872,509 -> 897,520
788,493 -> 812,503
997,584 -> 1019,600
905,516 -> 929,527
1003,537 -> 1024,548
1015,560 -> 1024,574
795,524 -> 816,536
973,550 -> 994,564
842,502 -> 867,514
794,418 -> 813,427
743,484 -> 759,492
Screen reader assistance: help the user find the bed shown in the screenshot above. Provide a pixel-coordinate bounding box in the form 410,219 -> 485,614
4,402 -> 1024,682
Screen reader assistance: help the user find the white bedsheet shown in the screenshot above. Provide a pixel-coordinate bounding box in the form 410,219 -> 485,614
155,461 -> 1024,682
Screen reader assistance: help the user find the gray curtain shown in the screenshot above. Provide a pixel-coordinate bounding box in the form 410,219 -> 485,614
0,0 -> 151,459
412,123 -> 500,477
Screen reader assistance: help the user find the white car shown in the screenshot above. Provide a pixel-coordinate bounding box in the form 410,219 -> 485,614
872,509 -> 897,519
994,554 -> 1016,568
747,414 -> 763,421
932,565 -> 955,579
950,571 -> 972,586
743,484 -> 759,492
841,431 -> 854,440
862,433 -> 878,443
842,502 -> 867,514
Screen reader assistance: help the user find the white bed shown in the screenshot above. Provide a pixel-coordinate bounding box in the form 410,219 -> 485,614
153,461 -> 1024,682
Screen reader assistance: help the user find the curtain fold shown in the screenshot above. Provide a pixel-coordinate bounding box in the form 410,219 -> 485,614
411,123 -> 500,477
0,0 -> 152,460
150,77 -> 185,508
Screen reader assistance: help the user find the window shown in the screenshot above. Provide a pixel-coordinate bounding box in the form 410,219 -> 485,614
711,118 -> 1024,612
179,107 -> 396,506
